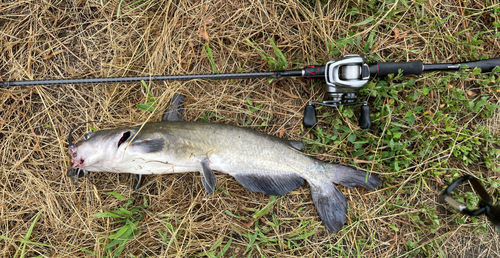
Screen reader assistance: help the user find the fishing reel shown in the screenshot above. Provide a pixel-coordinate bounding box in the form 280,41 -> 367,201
303,54 -> 372,129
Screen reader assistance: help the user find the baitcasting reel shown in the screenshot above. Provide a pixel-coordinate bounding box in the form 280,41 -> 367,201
302,54 -> 372,129
301,54 -> 500,129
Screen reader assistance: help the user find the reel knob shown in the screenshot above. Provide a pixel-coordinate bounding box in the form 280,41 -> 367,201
303,103 -> 317,128
359,104 -> 371,129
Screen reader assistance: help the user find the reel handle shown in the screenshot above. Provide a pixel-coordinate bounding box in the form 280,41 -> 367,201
303,101 -> 371,129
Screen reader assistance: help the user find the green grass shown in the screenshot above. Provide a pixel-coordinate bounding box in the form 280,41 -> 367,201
244,96 -> 272,126
246,38 -> 288,82
136,80 -> 158,112
204,43 -> 218,74
93,192 -> 147,258
0,210 -> 53,258
200,235 -> 233,258
117,0 -> 152,17
246,38 -> 288,72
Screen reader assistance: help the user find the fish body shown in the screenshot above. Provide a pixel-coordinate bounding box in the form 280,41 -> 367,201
74,122 -> 310,176
68,121 -> 381,233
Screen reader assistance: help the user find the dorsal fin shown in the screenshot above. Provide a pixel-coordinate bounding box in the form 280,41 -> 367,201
162,93 -> 185,122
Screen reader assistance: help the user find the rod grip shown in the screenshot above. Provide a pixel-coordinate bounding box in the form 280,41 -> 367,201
371,61 -> 423,77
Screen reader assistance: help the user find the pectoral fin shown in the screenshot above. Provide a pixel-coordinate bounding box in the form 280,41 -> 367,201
130,138 -> 165,153
233,172 -> 303,196
162,93 -> 185,122
200,158 -> 217,194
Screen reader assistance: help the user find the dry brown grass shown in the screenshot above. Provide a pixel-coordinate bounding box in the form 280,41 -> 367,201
1,0 -> 500,257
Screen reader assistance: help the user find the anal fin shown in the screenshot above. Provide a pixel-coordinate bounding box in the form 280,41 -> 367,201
233,172 -> 303,196
200,158 -> 217,194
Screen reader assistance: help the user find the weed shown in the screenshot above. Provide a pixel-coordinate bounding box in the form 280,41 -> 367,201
228,196 -> 318,257
157,215 -> 186,247
244,96 -> 272,126
246,38 -> 288,82
93,192 -> 147,258
253,195 -> 278,219
204,43 -> 218,73
200,111 -> 225,122
201,235 -> 233,258
0,210 -> 53,258
136,80 -> 157,112
117,0 -> 151,17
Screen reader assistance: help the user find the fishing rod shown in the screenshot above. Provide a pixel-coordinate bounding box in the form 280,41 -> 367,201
2,54 -> 499,128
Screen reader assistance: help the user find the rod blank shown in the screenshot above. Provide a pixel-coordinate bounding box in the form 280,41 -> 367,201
1,72 -> 279,88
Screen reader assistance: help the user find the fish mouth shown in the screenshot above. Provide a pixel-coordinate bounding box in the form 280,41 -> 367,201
68,145 -> 84,167
72,158 -> 85,167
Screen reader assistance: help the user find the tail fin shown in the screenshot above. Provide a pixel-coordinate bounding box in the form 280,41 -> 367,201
308,164 -> 381,233
310,182 -> 347,233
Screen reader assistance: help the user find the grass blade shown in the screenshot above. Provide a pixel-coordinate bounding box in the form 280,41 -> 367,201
0,236 -> 54,248
18,210 -> 43,258
204,43 -> 218,73
217,236 -> 232,258
253,196 -> 278,218
66,242 -> 96,255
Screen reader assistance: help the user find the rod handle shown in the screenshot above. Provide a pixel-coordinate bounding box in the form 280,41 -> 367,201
369,61 -> 423,77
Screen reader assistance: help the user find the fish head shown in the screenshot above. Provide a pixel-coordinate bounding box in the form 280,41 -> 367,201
68,128 -> 137,171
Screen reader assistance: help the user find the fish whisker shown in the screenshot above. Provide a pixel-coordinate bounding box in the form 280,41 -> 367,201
82,170 -> 96,186
67,168 -> 79,186
68,121 -> 100,146
68,168 -> 96,187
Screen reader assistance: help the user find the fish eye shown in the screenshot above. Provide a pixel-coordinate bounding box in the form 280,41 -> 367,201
83,133 -> 92,140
